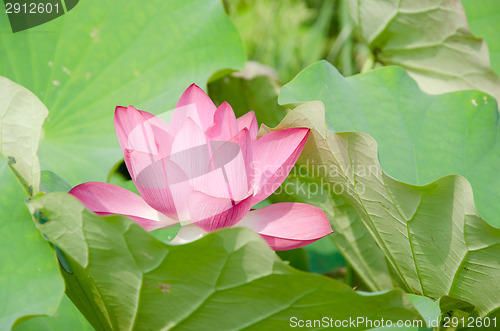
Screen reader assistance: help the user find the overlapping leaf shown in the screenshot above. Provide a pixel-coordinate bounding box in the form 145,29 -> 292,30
0,157 -> 64,330
346,0 -> 500,101
0,80 -> 63,329
0,0 -> 245,185
0,77 -> 48,193
279,61 -> 500,227
13,295 -> 93,331
462,0 -> 500,76
261,102 -> 500,316
29,192 -> 424,330
267,172 -> 394,291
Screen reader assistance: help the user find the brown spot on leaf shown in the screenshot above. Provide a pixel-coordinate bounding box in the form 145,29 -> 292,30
159,283 -> 171,293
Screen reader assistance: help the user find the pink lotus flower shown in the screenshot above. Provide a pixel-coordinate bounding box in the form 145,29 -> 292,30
70,84 -> 332,250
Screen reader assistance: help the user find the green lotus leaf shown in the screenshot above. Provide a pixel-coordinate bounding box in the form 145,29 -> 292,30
0,156 -> 64,329
279,61 -> 500,227
0,79 -> 63,329
462,0 -> 500,77
29,192 -> 424,330
261,101 -> 500,316
0,77 -> 48,193
0,0 -> 245,185
267,170 -> 394,291
346,0 -> 500,101
13,295 -> 92,331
